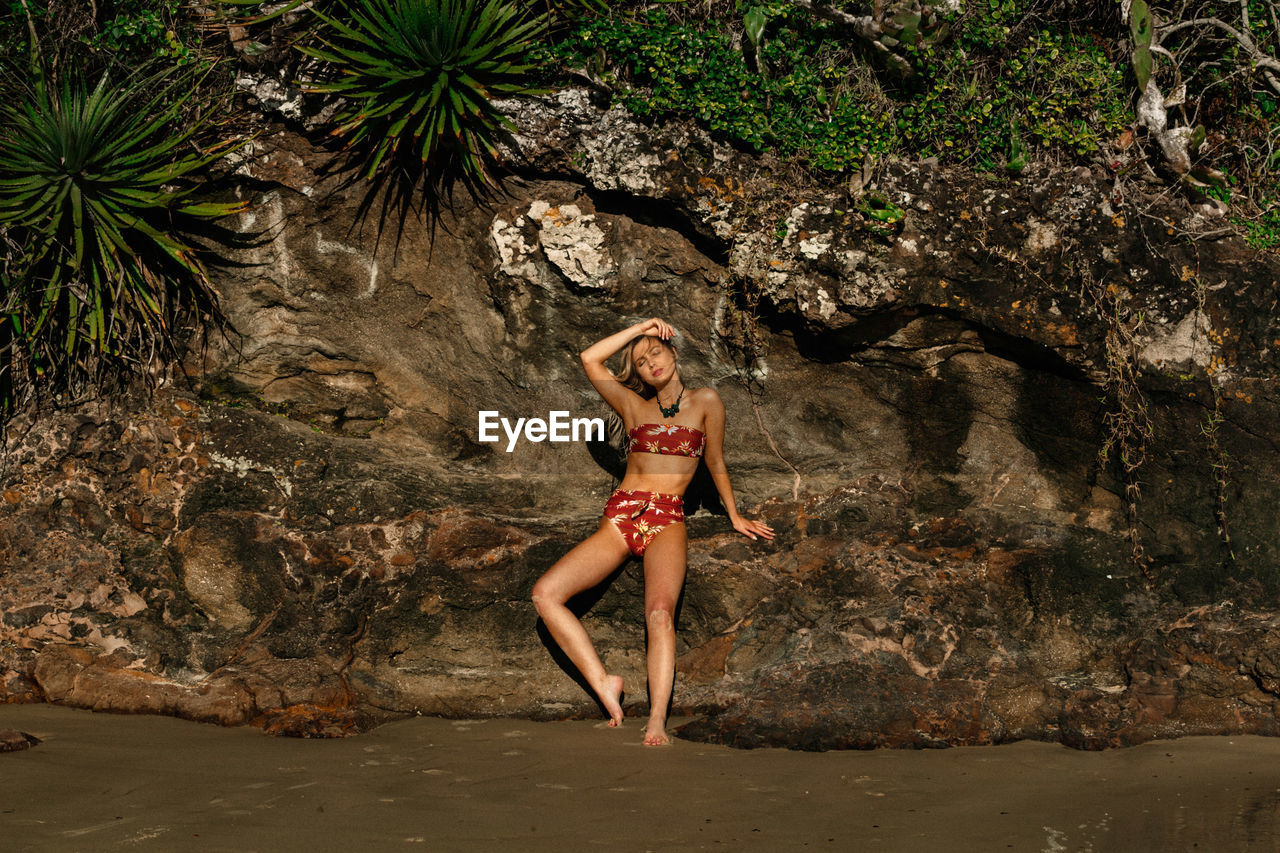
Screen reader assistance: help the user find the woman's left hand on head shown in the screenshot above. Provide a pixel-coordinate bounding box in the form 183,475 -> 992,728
731,516 -> 775,542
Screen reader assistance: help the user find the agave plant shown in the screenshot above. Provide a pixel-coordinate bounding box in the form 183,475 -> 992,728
0,68 -> 243,413
301,0 -> 546,195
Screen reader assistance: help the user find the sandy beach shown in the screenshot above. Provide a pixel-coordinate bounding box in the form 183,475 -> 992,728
2,705 -> 1279,852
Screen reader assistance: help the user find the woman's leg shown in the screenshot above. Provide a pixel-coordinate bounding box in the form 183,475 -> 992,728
640,523 -> 688,745
531,522 -> 632,725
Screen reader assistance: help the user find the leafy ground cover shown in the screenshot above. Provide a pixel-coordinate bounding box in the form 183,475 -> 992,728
539,3 -> 1130,173
537,1 -> 1277,247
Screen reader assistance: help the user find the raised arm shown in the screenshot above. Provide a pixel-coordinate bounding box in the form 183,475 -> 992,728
699,388 -> 775,541
579,318 -> 674,417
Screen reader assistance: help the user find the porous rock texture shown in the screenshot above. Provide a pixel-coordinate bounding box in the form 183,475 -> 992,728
3,88 -> 1280,748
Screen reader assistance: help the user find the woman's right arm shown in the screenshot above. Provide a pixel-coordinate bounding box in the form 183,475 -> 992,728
580,318 -> 673,415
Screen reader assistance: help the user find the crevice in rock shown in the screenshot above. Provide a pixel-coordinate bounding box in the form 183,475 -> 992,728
585,187 -> 731,266
769,304 -> 1091,383
507,167 -> 731,266
203,603 -> 282,684
337,611 -> 370,708
216,174 -> 297,198
1207,408 -> 1280,456
977,324 -> 1091,383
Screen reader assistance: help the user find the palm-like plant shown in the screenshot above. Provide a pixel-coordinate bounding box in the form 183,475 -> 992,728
0,69 -> 244,413
301,0 -> 546,196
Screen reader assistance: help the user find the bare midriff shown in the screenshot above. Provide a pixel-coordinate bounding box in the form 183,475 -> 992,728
616,453 -> 698,497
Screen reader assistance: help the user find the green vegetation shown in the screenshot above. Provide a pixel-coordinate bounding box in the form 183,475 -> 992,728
0,1 -> 236,416
536,1 -> 1276,244
1,0 -> 207,72
539,3 -> 1129,173
900,25 -> 1128,167
300,0 -> 547,194
544,9 -> 896,170
1240,201 -> 1280,250
0,68 -> 244,415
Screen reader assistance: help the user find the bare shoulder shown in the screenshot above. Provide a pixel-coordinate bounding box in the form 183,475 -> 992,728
690,387 -> 724,431
689,386 -> 724,409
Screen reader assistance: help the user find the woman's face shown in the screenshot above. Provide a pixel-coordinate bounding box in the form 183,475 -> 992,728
631,337 -> 676,388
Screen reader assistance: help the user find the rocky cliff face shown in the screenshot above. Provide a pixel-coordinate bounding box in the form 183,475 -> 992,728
3,88 -> 1279,748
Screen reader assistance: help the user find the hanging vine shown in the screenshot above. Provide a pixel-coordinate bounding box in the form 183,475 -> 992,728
1081,264 -> 1155,576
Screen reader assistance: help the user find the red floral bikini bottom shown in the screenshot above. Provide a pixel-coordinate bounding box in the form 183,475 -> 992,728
603,489 -> 685,557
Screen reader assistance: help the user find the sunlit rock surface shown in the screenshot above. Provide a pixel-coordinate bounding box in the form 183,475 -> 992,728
3,88 -> 1279,748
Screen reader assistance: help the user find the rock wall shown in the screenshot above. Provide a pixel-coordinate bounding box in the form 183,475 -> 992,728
3,88 -> 1279,748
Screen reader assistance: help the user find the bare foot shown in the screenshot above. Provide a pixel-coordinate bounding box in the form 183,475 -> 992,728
600,674 -> 624,727
643,718 -> 670,746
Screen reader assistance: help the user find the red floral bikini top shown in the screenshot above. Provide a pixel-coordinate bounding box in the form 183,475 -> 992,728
627,423 -> 705,458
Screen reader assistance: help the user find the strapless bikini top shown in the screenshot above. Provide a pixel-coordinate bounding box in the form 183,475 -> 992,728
627,423 -> 705,458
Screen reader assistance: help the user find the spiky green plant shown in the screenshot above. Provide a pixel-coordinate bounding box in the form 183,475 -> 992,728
301,0 -> 546,195
0,68 -> 244,414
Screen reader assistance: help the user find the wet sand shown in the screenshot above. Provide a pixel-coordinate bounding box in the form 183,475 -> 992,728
2,705 -> 1279,852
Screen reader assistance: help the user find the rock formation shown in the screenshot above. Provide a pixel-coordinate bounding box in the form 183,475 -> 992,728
0,729 -> 39,752
3,87 -> 1279,748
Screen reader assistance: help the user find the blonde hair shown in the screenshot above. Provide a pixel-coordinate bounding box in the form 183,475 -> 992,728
614,334 -> 677,399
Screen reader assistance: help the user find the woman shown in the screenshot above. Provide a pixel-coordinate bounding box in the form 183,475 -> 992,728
531,317 -> 774,746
